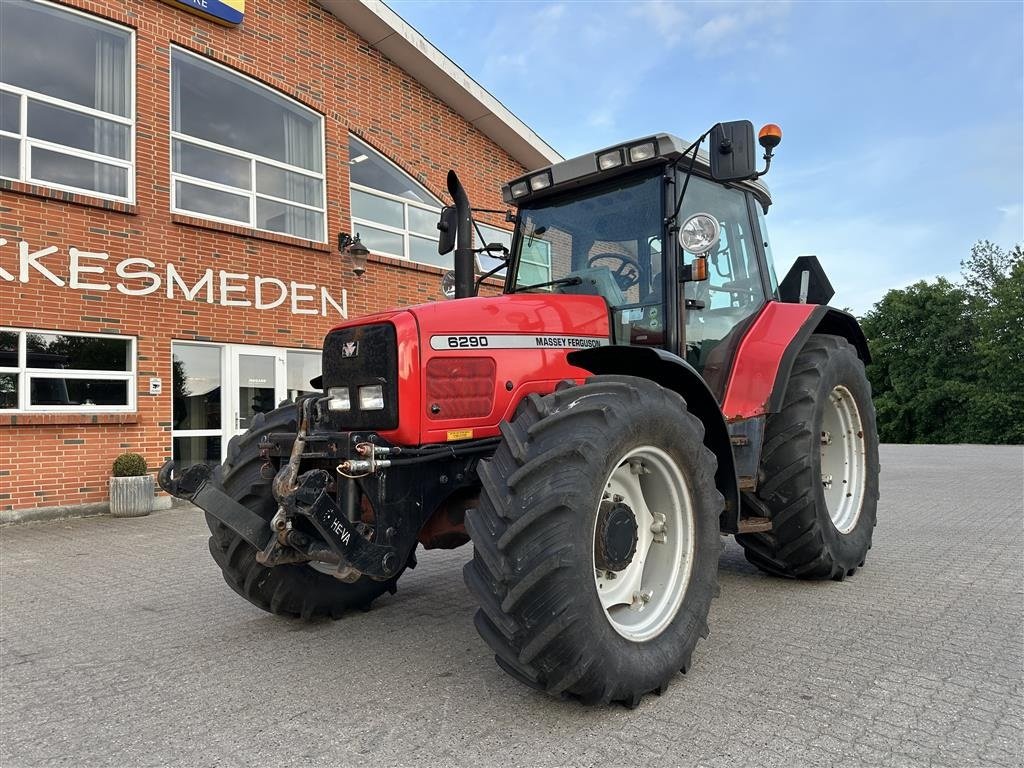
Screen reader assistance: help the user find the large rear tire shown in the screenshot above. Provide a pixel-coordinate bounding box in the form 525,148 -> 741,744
205,402 -> 409,619
736,334 -> 880,579
464,376 -> 723,706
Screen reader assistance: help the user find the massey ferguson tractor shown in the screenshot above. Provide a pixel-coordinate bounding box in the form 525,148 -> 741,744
159,121 -> 880,707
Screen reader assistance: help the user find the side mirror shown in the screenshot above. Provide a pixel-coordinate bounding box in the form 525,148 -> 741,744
709,120 -> 756,182
437,206 -> 457,255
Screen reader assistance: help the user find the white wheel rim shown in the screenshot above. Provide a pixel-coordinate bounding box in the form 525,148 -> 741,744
820,385 -> 867,534
593,445 -> 695,642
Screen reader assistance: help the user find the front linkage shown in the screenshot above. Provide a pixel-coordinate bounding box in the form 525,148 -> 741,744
158,396 -> 496,581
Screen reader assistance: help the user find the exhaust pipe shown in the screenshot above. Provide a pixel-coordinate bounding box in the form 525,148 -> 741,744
446,170 -> 475,299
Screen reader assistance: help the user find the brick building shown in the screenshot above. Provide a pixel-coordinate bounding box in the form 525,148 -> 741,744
0,0 -> 558,517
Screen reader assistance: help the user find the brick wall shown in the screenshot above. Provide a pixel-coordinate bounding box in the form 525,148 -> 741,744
0,0 -> 526,512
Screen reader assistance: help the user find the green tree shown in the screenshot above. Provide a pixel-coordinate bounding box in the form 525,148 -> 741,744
961,242 -> 1024,443
862,240 -> 1023,444
861,278 -> 978,443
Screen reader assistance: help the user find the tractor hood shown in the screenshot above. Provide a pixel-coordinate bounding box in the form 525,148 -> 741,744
326,293 -> 611,445
328,292 -> 612,346
408,293 -> 610,344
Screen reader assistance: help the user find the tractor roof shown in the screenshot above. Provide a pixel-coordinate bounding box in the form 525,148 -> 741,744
502,133 -> 772,211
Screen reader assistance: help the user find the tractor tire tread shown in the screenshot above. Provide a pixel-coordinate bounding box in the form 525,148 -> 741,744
737,334 -> 880,579
202,399 -> 407,620
464,375 -> 722,706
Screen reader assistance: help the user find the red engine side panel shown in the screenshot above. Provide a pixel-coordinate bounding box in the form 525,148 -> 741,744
412,294 -> 610,444
721,301 -> 819,420
325,294 -> 610,446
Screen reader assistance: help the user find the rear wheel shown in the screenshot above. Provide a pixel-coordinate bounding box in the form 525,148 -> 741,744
464,376 -> 723,706
205,401 -> 409,619
736,334 -> 880,579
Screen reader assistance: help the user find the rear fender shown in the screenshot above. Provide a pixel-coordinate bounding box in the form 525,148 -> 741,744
567,346 -> 740,533
719,302 -> 870,503
721,302 -> 869,420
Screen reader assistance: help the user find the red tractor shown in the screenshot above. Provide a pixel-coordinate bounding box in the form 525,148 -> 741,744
159,121 -> 879,707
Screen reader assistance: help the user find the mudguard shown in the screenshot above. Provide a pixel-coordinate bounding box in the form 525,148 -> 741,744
721,302 -> 869,421
567,346 -> 740,533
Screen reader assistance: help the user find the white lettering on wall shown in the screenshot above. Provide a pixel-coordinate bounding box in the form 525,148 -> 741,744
0,239 -> 13,282
0,241 -> 348,318
219,271 -> 251,307
290,281 -> 318,315
69,248 -> 111,291
255,276 -> 287,310
115,258 -> 162,296
19,242 -> 64,286
167,265 -> 214,303
321,286 -> 347,318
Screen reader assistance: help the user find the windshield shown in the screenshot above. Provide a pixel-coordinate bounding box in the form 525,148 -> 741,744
510,171 -> 666,345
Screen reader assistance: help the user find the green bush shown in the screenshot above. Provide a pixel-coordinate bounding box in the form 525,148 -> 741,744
112,452 -> 148,477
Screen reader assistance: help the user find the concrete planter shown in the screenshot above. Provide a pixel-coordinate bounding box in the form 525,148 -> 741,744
109,475 -> 154,518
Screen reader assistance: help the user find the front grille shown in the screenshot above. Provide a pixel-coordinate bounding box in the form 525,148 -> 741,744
425,357 -> 495,419
322,323 -> 399,430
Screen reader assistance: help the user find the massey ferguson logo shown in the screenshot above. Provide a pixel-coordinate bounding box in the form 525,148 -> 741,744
342,341 -> 359,358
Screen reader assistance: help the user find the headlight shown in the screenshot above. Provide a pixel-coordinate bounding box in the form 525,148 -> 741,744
597,149 -> 623,170
629,142 -> 657,163
529,172 -> 552,191
327,386 -> 351,411
510,180 -> 529,198
679,212 -> 721,255
358,384 -> 385,411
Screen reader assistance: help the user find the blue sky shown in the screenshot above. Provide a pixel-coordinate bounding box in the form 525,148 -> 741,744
390,0 -> 1023,313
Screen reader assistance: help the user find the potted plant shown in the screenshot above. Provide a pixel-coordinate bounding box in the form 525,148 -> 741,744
109,452 -> 154,518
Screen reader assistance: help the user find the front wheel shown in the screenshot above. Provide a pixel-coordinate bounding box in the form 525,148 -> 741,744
736,334 -> 880,579
206,401 -> 410,619
464,376 -> 723,706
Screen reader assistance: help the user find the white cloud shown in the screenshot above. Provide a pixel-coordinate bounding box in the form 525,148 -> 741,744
630,0 -> 689,47
767,210 -> 968,314
694,14 -> 740,49
994,203 -> 1023,246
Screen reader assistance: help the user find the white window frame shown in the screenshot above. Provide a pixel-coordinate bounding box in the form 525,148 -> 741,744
350,182 -> 442,263
348,136 -> 446,267
0,328 -> 137,414
474,221 -> 513,277
169,47 -> 327,243
0,0 -> 136,203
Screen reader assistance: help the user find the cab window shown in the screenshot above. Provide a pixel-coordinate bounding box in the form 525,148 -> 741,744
680,176 -> 766,372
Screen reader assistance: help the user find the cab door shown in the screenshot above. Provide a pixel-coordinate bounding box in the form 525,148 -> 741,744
677,175 -> 769,397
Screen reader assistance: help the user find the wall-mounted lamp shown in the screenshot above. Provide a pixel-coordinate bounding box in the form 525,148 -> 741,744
338,232 -> 370,277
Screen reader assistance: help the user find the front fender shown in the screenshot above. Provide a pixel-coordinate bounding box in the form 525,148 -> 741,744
567,346 -> 739,533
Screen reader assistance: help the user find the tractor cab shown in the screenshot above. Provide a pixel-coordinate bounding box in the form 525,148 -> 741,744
498,126 -> 780,393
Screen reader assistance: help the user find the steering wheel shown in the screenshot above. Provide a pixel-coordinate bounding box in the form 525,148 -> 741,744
587,252 -> 642,290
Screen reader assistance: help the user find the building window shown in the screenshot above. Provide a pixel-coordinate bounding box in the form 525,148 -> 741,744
348,135 -> 446,268
0,0 -> 134,202
0,329 -> 136,412
475,222 -> 513,277
170,48 -> 327,242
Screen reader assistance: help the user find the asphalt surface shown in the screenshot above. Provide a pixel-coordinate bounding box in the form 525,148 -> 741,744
1,444 -> 1022,768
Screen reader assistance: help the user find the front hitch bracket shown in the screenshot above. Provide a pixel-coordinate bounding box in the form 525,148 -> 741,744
280,469 -> 400,580
157,462 -> 273,551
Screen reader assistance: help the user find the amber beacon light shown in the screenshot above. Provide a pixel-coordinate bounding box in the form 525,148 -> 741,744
758,123 -> 783,150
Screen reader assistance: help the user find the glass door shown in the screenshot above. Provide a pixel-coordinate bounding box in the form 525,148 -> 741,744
172,343 -> 319,469
171,342 -> 224,468
230,347 -> 285,439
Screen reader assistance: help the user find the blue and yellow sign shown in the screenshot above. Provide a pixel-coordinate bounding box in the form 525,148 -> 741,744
159,0 -> 245,27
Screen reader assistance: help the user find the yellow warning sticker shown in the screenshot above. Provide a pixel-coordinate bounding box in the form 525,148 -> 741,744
446,429 -> 474,441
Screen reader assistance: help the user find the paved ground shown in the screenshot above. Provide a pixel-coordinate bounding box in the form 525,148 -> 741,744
1,444 -> 1021,768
